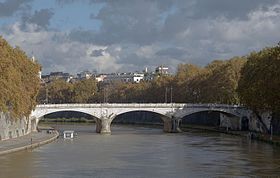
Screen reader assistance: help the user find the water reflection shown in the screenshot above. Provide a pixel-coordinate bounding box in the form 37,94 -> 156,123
0,124 -> 280,178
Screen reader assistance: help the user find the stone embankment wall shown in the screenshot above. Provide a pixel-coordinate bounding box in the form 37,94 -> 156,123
220,113 -> 240,130
0,112 -> 33,141
249,111 -> 271,133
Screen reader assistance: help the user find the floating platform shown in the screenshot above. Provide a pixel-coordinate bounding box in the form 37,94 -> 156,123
63,131 -> 75,139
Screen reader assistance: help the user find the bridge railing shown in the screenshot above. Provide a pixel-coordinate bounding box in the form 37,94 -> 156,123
35,103 -> 245,109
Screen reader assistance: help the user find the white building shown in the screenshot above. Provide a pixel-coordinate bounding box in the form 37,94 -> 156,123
77,71 -> 93,80
95,74 -> 107,82
155,66 -> 169,75
103,73 -> 144,83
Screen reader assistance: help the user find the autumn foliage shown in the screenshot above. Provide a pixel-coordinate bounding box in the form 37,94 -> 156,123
0,36 -> 41,118
238,44 -> 280,114
36,42 -> 280,116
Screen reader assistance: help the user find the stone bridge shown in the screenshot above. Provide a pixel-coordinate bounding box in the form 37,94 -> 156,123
31,103 -> 251,134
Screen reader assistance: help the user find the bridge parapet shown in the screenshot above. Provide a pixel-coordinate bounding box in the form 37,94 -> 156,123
35,103 -> 245,109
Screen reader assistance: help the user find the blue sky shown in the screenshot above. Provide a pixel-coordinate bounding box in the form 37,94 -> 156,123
1,0 -> 280,74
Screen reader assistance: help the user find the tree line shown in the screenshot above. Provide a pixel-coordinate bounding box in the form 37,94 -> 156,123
0,37 -> 41,118
36,43 -> 280,116
38,56 -> 246,104
0,35 -> 272,116
1,34 -> 278,120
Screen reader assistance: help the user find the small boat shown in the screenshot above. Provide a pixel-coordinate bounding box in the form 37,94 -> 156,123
63,130 -> 75,139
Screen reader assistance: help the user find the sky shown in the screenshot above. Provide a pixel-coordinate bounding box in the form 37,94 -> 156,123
1,0 -> 280,74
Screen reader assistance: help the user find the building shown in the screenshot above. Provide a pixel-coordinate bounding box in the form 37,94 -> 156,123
155,66 -> 169,75
77,70 -> 93,80
95,74 -> 107,82
103,73 -> 144,83
42,72 -> 73,83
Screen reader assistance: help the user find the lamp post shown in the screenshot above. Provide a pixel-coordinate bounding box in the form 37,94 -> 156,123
103,88 -> 106,103
270,122 -> 273,141
170,86 -> 173,103
165,87 -> 168,103
45,83 -> 48,104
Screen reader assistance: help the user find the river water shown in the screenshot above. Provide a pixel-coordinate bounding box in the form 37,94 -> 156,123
0,124 -> 280,178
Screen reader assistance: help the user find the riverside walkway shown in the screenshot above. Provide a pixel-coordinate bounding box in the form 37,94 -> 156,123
0,129 -> 59,156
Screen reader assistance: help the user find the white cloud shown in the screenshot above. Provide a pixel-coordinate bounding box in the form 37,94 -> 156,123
2,0 -> 280,74
2,22 -> 123,74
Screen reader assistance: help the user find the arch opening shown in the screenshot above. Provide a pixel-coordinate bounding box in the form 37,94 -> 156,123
39,110 -> 98,124
112,111 -> 165,130
181,110 -> 241,131
241,117 -> 249,131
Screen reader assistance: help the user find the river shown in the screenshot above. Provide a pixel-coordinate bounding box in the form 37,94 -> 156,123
0,124 -> 280,178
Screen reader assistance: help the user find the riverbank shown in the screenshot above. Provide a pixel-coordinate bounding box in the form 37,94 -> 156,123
39,121 -> 280,147
182,124 -> 280,146
0,127 -> 59,156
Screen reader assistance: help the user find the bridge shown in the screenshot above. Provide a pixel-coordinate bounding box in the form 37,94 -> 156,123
31,103 -> 251,134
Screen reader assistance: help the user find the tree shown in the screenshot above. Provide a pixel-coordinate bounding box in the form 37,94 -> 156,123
238,45 -> 280,113
0,36 -> 41,118
72,79 -> 97,103
187,57 -> 246,104
174,64 -> 202,102
47,79 -> 73,103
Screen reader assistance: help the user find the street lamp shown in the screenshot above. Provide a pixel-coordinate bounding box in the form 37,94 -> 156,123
165,87 -> 168,103
45,83 -> 48,104
103,88 -> 106,103
170,86 -> 173,103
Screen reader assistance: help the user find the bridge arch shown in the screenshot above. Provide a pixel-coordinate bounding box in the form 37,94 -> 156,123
112,110 -> 165,125
179,109 -> 243,130
177,107 -> 243,119
32,108 -> 100,120
39,110 -> 98,122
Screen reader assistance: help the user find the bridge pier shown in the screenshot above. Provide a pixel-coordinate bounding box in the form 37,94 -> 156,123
95,114 -> 115,135
161,116 -> 182,133
172,118 -> 182,133
162,116 -> 173,132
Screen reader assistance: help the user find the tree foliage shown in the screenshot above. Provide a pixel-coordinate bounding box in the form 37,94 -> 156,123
39,79 -> 98,104
38,58 -> 247,104
238,44 -> 280,113
0,36 -> 41,118
187,57 -> 247,104
36,42 -> 280,118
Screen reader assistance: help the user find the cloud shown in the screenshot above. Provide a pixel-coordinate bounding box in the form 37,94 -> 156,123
22,9 -> 54,29
156,48 -> 188,59
1,22 -> 122,74
2,0 -> 280,74
0,0 -> 32,17
90,49 -> 105,57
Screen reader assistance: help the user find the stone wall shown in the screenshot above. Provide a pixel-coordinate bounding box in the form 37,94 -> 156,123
220,113 -> 241,130
249,111 -> 272,133
0,112 -> 32,141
